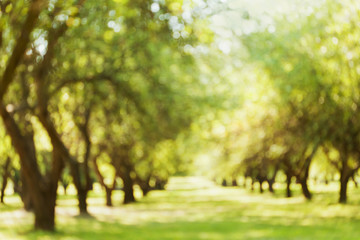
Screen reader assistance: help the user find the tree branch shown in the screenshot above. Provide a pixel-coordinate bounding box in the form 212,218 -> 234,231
0,0 -> 45,101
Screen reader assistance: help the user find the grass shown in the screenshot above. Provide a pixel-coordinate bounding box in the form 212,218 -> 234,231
1,177 -> 360,239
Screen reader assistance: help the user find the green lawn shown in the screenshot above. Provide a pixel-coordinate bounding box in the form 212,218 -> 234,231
1,177 -> 360,239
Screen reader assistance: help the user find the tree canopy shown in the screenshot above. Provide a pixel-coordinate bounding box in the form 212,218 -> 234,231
1,0 -> 360,232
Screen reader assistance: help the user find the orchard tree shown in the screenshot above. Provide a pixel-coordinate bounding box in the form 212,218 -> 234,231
240,0 -> 360,203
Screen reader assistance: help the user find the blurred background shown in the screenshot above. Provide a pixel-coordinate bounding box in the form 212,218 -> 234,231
1,0 -> 360,239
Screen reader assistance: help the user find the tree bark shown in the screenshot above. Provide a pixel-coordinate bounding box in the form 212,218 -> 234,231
31,0 -> 90,216
299,178 -> 312,200
0,0 -> 45,100
21,174 -> 34,211
250,178 -> 254,191
286,173 -> 292,198
0,177 -> 7,203
351,175 -> 358,188
33,188 -> 57,231
62,183 -> 68,195
141,187 -> 150,197
267,179 -> 274,193
0,106 -> 63,231
339,167 -> 351,204
339,175 -> 349,204
232,178 -> 238,187
259,180 -> 264,193
0,157 -> 11,203
137,176 -> 151,197
37,98 -> 90,215
336,148 -> 359,204
121,171 -> 135,204
0,0 -> 89,230
105,187 -> 113,207
155,178 -> 167,190
70,107 -> 93,214
267,165 -> 279,194
11,169 -> 21,194
77,188 -> 88,213
67,161 -> 89,214
297,148 -> 314,200
109,144 -> 136,204
92,155 -> 115,207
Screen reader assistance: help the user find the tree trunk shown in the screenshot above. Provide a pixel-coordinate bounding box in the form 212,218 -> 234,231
77,188 -> 88,214
339,174 -> 350,204
63,184 -> 68,195
0,157 -> 11,203
334,148 -> 355,203
141,187 -> 150,197
299,178 -> 312,200
259,180 -> 264,193
37,126 -> 88,216
138,177 -> 151,197
33,148 -> 64,231
0,178 -> 7,203
155,178 -> 167,190
92,155 -> 116,207
325,178 -> 329,185
33,188 -> 57,231
232,178 -> 238,187
68,161 -> 89,214
250,178 -> 254,191
105,187 -> 113,207
351,175 -> 358,188
22,184 -> 34,211
298,156 -> 312,200
1,106 -> 65,231
0,0 -> 72,230
286,174 -> 292,198
11,169 -> 21,194
69,164 -> 90,214
34,205 -> 55,231
221,179 -> 227,187
267,179 -> 274,193
36,84 -> 91,215
20,168 -> 34,211
122,172 -> 135,204
298,142 -> 318,200
0,0 -> 54,230
267,165 -> 278,194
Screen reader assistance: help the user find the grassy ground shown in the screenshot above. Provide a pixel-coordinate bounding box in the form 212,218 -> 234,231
1,177 -> 360,239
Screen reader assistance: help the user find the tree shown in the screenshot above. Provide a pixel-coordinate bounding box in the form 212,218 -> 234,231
239,0 -> 360,203
0,0 -> 67,230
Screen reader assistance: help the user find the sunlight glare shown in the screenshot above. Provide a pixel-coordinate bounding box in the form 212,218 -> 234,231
151,3 -> 160,13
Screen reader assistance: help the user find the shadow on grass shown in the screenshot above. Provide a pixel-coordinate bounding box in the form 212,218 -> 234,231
18,215 -> 360,240
4,177 -> 360,240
